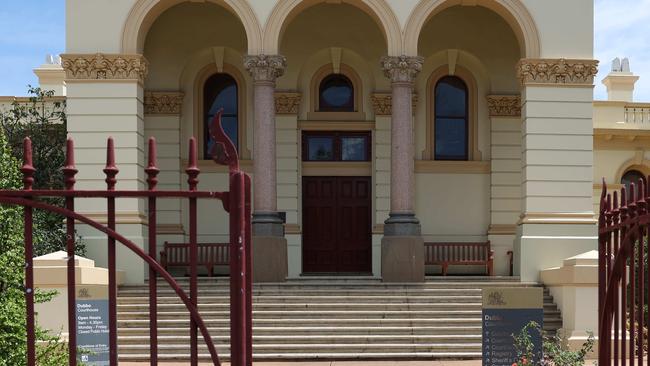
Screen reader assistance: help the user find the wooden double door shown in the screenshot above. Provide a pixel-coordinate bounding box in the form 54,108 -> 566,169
302,176 -> 372,274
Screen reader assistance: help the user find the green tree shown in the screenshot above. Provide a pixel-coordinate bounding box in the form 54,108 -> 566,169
0,87 -> 84,256
0,128 -> 68,365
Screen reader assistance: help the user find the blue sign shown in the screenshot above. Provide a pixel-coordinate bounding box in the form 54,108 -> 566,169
76,286 -> 110,366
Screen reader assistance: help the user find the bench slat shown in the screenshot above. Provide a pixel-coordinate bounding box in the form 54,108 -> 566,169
424,241 -> 493,276
160,242 -> 229,276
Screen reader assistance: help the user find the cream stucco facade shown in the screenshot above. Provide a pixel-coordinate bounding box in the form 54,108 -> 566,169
4,0 -> 613,285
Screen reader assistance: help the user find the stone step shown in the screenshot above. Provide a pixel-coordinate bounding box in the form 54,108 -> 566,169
117,325 -> 483,336
117,342 -> 484,355
118,334 -> 483,345
119,351 -> 483,361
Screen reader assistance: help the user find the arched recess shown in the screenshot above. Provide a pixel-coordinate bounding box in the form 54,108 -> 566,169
616,159 -> 650,186
264,0 -> 402,56
122,0 -> 263,54
403,0 -> 540,58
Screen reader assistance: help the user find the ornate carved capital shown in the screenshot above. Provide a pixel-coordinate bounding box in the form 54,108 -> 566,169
380,55 -> 424,84
144,91 -> 184,115
61,53 -> 148,83
486,95 -> 521,117
371,93 -> 418,116
274,92 -> 301,114
516,58 -> 599,86
244,54 -> 287,83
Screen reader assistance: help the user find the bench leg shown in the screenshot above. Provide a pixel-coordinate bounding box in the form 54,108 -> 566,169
487,260 -> 494,276
207,264 -> 214,277
442,264 -> 448,276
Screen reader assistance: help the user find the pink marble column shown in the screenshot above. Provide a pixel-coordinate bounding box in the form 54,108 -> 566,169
380,56 -> 424,236
244,54 -> 287,236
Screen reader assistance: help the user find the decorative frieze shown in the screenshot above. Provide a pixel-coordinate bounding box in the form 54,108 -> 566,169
380,55 -> 424,84
516,58 -> 599,86
371,93 -> 418,116
486,95 -> 521,117
274,92 -> 301,114
61,53 -> 148,83
244,54 -> 287,82
144,91 -> 184,115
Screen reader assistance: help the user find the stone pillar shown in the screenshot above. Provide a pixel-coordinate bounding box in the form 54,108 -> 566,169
515,58 -> 599,282
379,55 -> 425,282
244,55 -> 288,282
487,95 -> 522,276
62,53 -> 148,285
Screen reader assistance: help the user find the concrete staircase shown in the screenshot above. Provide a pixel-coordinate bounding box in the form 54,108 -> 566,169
116,276 -> 562,362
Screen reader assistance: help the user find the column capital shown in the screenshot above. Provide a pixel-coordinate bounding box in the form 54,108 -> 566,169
60,53 -> 148,83
380,55 -> 424,84
244,54 -> 287,83
516,58 -> 599,86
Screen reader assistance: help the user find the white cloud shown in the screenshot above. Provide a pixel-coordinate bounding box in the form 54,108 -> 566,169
595,0 -> 650,101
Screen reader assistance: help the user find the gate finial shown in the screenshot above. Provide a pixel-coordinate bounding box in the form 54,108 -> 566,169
62,138 -> 78,190
104,137 -> 119,191
186,137 -> 200,191
21,137 -> 35,190
208,109 -> 239,171
145,137 -> 160,191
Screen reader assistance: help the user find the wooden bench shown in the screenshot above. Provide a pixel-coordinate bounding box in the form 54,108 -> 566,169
160,242 -> 229,277
424,241 -> 494,276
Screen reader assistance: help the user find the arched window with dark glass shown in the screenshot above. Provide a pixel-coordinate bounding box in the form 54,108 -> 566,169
434,76 -> 468,161
621,169 -> 646,192
204,73 -> 238,159
319,74 -> 354,112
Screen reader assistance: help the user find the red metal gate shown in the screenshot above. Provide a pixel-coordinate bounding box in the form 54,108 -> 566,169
598,178 -> 649,366
0,111 -> 252,366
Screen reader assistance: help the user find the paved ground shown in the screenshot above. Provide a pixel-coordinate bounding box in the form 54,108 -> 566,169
122,361 -> 484,366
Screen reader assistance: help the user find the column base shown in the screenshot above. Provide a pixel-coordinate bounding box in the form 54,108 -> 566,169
381,236 -> 424,282
252,236 -> 288,282
384,212 -> 421,236
252,211 -> 285,237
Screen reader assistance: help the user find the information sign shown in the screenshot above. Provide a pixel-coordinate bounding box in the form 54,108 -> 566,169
482,287 -> 543,366
76,285 -> 110,365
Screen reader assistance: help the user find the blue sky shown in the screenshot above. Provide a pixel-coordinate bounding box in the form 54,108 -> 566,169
0,0 -> 649,101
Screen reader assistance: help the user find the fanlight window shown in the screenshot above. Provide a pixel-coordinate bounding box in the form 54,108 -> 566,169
621,169 -> 647,192
204,73 -> 238,159
319,74 -> 354,112
434,76 -> 468,161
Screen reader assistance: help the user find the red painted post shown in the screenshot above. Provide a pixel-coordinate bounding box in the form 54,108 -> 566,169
186,137 -> 200,365
63,138 -> 78,366
636,179 -> 645,366
621,186 -> 628,366
244,173 -> 252,366
145,137 -> 160,365
21,138 -> 36,366
103,137 -> 119,365
229,171 -> 247,366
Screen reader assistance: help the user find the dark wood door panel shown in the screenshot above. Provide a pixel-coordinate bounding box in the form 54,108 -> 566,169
302,176 -> 371,273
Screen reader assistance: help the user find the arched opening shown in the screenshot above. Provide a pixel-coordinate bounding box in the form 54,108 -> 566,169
318,74 -> 354,112
434,76 -> 468,161
621,169 -> 647,192
203,73 -> 239,158
122,0 -> 261,54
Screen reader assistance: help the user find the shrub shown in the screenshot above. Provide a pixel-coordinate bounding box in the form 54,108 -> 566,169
512,321 -> 594,366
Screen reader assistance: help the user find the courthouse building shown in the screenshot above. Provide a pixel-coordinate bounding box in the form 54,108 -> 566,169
9,0 -> 633,285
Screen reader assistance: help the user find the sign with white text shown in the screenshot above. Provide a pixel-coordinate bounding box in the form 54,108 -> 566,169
76,285 -> 110,365
482,287 -> 543,366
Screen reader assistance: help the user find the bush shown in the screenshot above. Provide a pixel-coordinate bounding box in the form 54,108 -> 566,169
512,321 -> 594,366
0,128 -> 69,365
0,87 -> 84,256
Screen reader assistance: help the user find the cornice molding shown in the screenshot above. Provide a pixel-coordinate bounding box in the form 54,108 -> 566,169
61,53 -> 148,83
371,93 -> 418,116
274,92 -> 301,114
486,95 -> 521,117
380,55 -> 424,84
516,58 -> 599,86
144,91 -> 184,115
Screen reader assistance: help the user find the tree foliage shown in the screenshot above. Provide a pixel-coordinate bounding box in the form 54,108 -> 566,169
0,87 -> 84,256
0,128 -> 68,365
512,321 -> 594,366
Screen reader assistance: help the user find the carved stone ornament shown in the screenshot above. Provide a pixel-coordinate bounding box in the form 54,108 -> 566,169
61,53 -> 148,83
144,91 -> 184,115
244,54 -> 287,82
516,58 -> 599,86
486,95 -> 521,117
274,92 -> 301,114
380,55 -> 424,83
371,93 -> 418,115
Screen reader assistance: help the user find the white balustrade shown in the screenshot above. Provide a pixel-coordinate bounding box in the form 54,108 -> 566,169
625,104 -> 650,124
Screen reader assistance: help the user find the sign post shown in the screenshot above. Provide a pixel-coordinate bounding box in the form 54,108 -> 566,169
76,285 -> 110,365
482,287 -> 544,366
